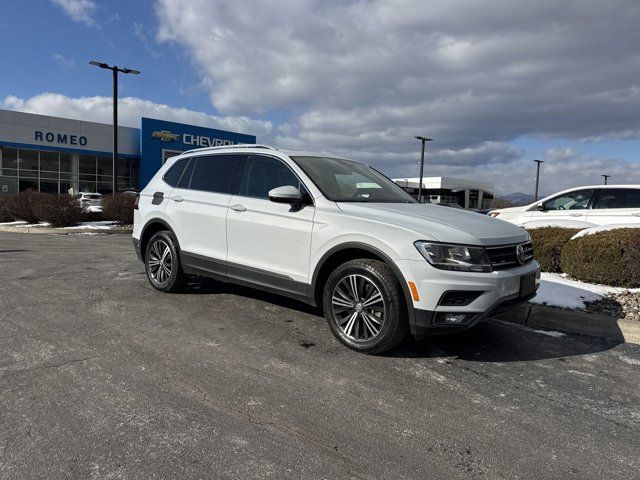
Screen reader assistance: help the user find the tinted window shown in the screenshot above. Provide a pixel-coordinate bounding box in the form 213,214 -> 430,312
189,155 -> 241,194
239,155 -> 302,199
595,188 -> 640,209
543,189 -> 594,210
163,158 -> 188,187
178,159 -> 195,189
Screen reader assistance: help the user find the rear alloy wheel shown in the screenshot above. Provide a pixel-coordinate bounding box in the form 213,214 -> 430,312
323,259 -> 408,354
144,230 -> 187,292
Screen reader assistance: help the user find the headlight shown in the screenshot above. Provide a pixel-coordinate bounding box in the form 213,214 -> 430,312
414,241 -> 493,273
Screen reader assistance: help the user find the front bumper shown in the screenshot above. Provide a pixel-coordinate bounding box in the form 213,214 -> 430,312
394,258 -> 541,336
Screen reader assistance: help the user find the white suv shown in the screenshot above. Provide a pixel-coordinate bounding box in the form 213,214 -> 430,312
133,145 -> 540,353
490,185 -> 640,228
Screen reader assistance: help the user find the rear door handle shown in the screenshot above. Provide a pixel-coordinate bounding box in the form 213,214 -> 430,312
570,213 -> 583,217
229,204 -> 246,212
171,195 -> 183,202
632,213 -> 640,217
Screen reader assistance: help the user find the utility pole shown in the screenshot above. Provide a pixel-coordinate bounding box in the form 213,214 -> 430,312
602,174 -> 610,185
89,61 -> 141,194
414,136 -> 433,203
533,160 -> 544,201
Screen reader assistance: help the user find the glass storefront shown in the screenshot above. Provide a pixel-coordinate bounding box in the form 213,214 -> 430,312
0,146 -> 139,195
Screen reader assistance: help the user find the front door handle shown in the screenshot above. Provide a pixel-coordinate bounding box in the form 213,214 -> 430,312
632,213 -> 640,217
171,195 -> 183,202
229,203 -> 247,212
569,213 -> 583,217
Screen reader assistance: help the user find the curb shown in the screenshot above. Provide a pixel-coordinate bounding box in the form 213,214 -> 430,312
495,303 -> 640,344
0,226 -> 132,235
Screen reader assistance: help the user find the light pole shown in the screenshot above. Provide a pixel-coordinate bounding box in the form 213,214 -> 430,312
414,136 -> 433,203
533,159 -> 544,201
602,174 -> 610,185
89,61 -> 140,194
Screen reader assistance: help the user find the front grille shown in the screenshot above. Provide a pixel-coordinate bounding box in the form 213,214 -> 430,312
485,242 -> 534,270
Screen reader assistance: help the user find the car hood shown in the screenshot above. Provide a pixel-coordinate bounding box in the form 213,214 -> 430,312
337,202 -> 530,246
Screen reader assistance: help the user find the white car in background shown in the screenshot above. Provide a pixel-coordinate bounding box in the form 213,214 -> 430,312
75,192 -> 103,212
490,185 -> 640,228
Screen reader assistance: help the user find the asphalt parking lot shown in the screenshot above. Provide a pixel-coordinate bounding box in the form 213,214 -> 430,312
1,232 -> 640,479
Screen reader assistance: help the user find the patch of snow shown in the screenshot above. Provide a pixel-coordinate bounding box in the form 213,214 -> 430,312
532,329 -> 566,338
85,206 -> 103,213
12,222 -> 50,228
530,272 -> 640,309
523,219 -> 592,229
0,221 -> 28,226
571,224 -> 640,239
65,221 -> 119,230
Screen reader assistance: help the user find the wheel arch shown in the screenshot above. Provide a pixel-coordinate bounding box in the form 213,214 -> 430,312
140,218 -> 178,259
309,242 -> 415,329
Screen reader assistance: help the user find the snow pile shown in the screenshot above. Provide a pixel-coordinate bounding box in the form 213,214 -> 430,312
530,272 -> 639,309
65,221 -> 119,230
0,221 -> 50,228
571,224 -> 640,240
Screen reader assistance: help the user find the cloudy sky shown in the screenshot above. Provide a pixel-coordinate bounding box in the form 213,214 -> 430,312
2,0 -> 640,195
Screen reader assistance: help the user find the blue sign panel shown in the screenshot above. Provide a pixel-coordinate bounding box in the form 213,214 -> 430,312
140,117 -> 256,187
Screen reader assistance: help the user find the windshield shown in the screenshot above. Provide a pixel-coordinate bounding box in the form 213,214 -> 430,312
291,156 -> 417,203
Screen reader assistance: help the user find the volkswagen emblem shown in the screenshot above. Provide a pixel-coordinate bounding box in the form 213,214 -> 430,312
516,244 -> 525,265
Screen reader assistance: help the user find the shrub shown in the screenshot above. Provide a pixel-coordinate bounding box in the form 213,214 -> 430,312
527,227 -> 583,272
81,209 -> 105,222
102,193 -> 136,224
34,194 -> 84,228
560,229 -> 640,287
5,191 -> 45,224
0,195 -> 13,222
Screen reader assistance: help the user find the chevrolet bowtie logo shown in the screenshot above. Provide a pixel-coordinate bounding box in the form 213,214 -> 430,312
151,130 -> 180,142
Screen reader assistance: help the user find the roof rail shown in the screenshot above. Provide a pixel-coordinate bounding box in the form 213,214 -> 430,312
181,144 -> 276,155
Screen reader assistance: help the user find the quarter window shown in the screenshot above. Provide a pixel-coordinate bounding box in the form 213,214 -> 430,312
595,188 -> 640,209
543,189 -> 594,210
189,155 -> 242,194
163,158 -> 189,187
239,155 -> 302,200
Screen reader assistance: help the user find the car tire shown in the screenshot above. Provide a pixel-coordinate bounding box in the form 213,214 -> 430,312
144,230 -> 187,293
323,259 -> 408,354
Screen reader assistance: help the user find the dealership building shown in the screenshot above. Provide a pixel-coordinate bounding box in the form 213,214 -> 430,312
394,177 -> 495,209
0,108 -> 256,195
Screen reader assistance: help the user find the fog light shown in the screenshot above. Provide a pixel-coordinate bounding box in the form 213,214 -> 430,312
434,312 -> 476,325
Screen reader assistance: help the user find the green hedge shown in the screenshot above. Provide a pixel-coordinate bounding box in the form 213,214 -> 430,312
528,227 -> 583,273
560,229 -> 640,288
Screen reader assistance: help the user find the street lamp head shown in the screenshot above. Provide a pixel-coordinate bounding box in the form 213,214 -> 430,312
414,136 -> 433,142
122,68 -> 141,75
533,159 -> 544,164
89,60 -> 109,69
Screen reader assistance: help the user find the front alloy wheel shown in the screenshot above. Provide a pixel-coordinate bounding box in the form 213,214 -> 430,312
323,259 -> 408,354
331,274 -> 386,342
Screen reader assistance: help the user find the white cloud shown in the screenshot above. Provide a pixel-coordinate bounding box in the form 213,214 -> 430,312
51,0 -> 96,26
153,0 -> 640,193
1,93 -> 273,140
51,54 -> 74,68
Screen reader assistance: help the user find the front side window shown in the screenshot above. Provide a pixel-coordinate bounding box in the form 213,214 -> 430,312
189,154 -> 242,194
595,188 -> 640,209
542,189 -> 594,210
239,155 -> 303,200
292,156 -> 417,203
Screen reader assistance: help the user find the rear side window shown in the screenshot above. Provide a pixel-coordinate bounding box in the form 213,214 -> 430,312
189,155 -> 242,194
239,155 -> 302,199
595,188 -> 640,209
163,158 -> 188,187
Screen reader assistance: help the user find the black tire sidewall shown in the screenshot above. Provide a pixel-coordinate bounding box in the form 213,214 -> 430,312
144,231 -> 183,292
323,260 -> 403,352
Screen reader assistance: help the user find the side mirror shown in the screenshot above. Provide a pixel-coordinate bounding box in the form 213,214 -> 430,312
536,203 -> 545,211
268,185 -> 302,210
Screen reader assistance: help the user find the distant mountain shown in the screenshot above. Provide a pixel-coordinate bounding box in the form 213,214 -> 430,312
501,192 -> 535,206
